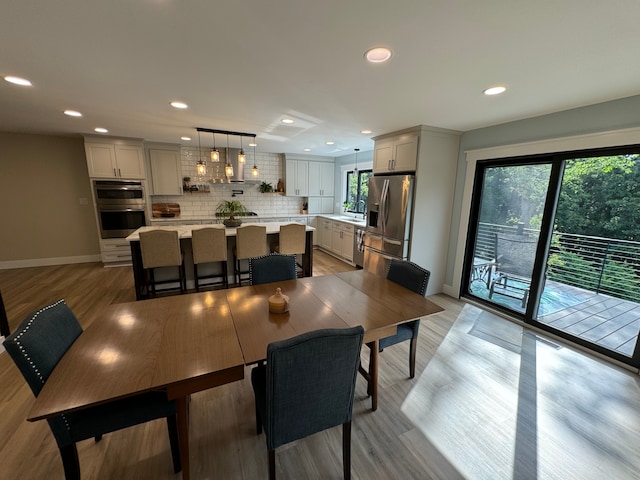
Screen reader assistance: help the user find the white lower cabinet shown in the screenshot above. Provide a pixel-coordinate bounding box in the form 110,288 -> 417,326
100,238 -> 133,264
327,220 -> 354,263
319,218 -> 332,251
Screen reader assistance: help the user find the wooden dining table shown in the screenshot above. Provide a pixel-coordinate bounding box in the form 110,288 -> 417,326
27,270 -> 443,479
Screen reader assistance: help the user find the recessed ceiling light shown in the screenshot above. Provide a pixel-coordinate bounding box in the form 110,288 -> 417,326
281,118 -> 294,124
94,127 -> 108,133
170,101 -> 188,109
360,129 -> 372,134
181,136 -> 191,141
4,75 -> 32,86
249,142 -> 257,147
64,110 -> 82,117
365,47 -> 392,63
483,85 -> 507,96
304,148 -> 311,152
326,141 -> 334,145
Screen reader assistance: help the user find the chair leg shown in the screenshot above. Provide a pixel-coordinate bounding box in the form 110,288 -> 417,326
194,263 -> 200,292
149,269 -> 156,297
268,449 -> 276,480
59,444 -> 80,480
255,400 -> 263,434
409,336 -> 418,379
222,260 -> 229,289
166,414 -> 182,473
343,421 -> 352,480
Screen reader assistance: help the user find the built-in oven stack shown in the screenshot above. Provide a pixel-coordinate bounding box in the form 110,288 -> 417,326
93,180 -> 146,239
92,180 -> 147,266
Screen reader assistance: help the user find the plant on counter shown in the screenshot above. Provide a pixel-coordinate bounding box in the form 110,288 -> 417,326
215,199 -> 248,227
259,181 -> 274,193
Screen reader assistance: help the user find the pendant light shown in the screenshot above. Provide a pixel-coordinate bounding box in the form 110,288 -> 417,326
251,140 -> 259,177
210,131 -> 219,162
238,136 -> 246,163
224,134 -> 234,178
354,148 -> 360,174
196,130 -> 207,176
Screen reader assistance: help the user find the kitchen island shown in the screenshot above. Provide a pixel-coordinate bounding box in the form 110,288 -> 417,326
127,223 -> 314,299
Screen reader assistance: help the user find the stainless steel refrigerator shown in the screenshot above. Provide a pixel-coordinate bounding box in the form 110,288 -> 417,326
364,174 -> 414,276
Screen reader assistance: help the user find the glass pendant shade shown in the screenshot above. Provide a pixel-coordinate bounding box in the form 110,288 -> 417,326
238,149 -> 246,163
197,160 -> 207,176
225,163 -> 234,177
210,148 -> 220,162
251,165 -> 259,177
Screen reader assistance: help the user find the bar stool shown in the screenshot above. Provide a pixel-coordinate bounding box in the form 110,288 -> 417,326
192,227 -> 229,291
275,223 -> 306,277
234,225 -> 267,286
139,229 -> 185,297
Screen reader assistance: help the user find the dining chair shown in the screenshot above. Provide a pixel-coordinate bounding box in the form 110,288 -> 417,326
272,223 -> 307,277
360,259 -> 430,399
234,225 -> 267,286
0,289 -> 9,337
191,226 -> 228,291
139,229 -> 185,297
251,326 -> 364,480
2,299 -> 181,479
249,253 -> 297,286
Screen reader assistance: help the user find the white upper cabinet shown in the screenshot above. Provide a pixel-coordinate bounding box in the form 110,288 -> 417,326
285,159 -> 309,196
373,132 -> 419,174
85,137 -> 145,179
148,147 -> 182,195
308,161 -> 334,197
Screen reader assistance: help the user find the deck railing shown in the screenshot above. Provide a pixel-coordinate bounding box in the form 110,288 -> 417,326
475,223 -> 640,302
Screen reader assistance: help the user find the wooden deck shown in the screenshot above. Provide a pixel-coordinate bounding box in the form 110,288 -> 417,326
537,282 -> 640,357
471,277 -> 640,358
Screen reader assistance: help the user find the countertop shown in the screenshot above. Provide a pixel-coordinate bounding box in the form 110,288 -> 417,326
126,222 -> 314,241
317,214 -> 367,228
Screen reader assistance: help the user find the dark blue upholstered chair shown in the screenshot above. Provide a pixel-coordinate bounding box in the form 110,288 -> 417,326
249,253 -> 297,286
3,300 -> 181,480
0,289 -> 9,337
364,259 -> 430,386
251,326 -> 364,480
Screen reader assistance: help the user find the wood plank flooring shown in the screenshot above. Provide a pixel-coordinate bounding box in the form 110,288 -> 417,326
1,249 -> 640,479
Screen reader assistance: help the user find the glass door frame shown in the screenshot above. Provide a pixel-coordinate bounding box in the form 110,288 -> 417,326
461,146 -> 640,368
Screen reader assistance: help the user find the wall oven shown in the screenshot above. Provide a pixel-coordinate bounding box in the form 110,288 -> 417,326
93,180 -> 146,238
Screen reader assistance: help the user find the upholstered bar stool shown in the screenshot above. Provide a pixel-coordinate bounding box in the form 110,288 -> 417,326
276,223 -> 306,277
192,226 -> 229,291
234,225 -> 267,286
139,229 -> 185,297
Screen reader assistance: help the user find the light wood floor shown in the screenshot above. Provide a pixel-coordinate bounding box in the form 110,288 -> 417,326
1,249 -> 639,479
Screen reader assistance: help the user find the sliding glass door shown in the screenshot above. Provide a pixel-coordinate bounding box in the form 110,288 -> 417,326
463,149 -> 640,367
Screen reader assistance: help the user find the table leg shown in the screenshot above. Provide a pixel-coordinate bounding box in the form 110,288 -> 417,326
370,340 -> 378,411
176,396 -> 190,480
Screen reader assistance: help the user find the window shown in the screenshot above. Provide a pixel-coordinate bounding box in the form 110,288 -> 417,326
345,169 -> 372,213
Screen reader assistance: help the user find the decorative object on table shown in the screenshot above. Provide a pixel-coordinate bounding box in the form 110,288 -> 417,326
216,199 -> 248,227
152,203 -> 180,218
268,287 -> 289,314
182,177 -> 190,191
259,181 -> 274,193
276,178 -> 284,192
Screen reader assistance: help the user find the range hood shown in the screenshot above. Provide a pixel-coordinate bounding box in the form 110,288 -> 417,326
212,148 -> 260,184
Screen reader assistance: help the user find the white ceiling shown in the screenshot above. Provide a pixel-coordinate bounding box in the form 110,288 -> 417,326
2,1 -> 640,156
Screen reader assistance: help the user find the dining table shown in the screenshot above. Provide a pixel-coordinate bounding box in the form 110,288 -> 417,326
26,270 -> 444,480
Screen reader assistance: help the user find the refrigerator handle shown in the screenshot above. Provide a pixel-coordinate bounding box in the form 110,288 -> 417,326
383,238 -> 402,246
381,178 -> 389,232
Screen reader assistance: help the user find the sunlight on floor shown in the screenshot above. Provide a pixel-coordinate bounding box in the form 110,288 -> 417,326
401,304 -> 640,480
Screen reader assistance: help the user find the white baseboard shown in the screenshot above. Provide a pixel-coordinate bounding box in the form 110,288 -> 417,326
0,254 -> 102,270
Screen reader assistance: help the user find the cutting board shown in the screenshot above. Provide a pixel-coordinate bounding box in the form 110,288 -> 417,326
152,203 -> 181,218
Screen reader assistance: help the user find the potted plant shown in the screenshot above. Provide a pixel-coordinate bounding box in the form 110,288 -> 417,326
216,199 -> 248,227
259,181 -> 274,193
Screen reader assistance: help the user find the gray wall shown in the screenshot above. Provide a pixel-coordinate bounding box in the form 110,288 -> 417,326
446,94 -> 640,286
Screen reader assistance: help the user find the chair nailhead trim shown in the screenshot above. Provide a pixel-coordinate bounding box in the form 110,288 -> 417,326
12,299 -> 72,431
